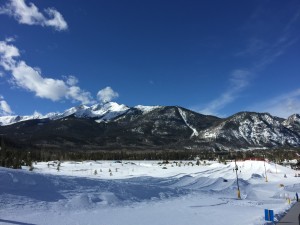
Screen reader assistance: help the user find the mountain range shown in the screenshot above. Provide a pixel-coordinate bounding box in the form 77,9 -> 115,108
1,102 -> 300,151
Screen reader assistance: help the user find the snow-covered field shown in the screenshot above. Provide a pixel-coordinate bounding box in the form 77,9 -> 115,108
1,160 -> 300,225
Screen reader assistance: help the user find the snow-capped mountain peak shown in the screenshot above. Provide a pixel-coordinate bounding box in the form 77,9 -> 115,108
93,102 -> 130,122
283,114 -> 300,126
1,106 -> 300,150
200,112 -> 300,148
52,102 -> 131,122
93,102 -> 129,113
0,114 -> 47,126
134,105 -> 162,114
0,102 -> 131,126
282,114 -> 300,134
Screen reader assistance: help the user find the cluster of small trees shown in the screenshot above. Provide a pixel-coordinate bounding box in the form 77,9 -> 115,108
0,148 -> 33,169
1,135 -> 300,170
0,136 -> 36,169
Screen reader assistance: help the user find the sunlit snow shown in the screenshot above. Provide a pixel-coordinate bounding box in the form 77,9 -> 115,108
1,160 -> 299,225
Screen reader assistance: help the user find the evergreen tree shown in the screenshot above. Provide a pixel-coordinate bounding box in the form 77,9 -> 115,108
0,136 -> 7,167
29,161 -> 34,171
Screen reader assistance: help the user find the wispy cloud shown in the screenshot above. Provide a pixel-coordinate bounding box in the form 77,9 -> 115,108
97,87 -> 119,103
0,95 -> 13,115
235,38 -> 267,57
0,0 -> 68,31
0,40 -> 94,104
251,89 -> 300,118
238,5 -> 300,71
195,4 -> 300,116
240,7 -> 300,118
65,75 -> 79,86
197,70 -> 251,116
5,36 -> 16,43
253,37 -> 299,71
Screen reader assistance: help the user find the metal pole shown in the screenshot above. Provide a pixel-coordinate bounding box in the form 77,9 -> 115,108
235,158 -> 241,199
264,156 -> 268,182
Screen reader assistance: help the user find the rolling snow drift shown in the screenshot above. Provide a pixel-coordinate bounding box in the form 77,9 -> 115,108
1,160 -> 300,225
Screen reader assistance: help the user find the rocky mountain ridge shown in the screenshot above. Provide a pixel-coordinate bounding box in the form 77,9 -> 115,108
0,102 -> 300,151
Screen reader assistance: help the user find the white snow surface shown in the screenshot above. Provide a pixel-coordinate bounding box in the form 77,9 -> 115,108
1,160 -> 300,225
134,105 -> 162,114
0,114 -> 47,126
177,107 -> 199,137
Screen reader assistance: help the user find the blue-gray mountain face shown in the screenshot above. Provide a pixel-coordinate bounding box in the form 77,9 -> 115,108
1,102 -> 300,151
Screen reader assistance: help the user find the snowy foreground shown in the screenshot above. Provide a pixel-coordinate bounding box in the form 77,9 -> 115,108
1,160 -> 300,225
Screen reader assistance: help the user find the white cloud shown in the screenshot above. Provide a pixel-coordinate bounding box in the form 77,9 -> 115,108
33,110 -> 42,117
97,87 -> 119,103
0,40 -> 94,105
0,40 -> 20,72
0,95 -> 13,115
251,89 -> 300,118
12,61 -> 69,101
65,75 -> 79,86
67,86 -> 93,105
5,36 -> 16,43
43,8 -> 67,31
197,70 -> 251,116
0,0 -> 68,31
0,40 -> 20,59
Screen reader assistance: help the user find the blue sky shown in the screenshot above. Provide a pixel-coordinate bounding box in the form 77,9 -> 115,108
0,0 -> 300,118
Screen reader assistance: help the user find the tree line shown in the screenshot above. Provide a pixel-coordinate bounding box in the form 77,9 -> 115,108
1,136 -> 300,169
